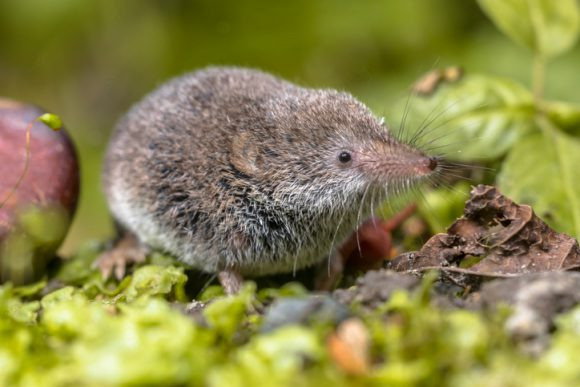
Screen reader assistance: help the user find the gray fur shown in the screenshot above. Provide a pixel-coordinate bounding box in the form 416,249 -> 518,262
103,67 -> 437,276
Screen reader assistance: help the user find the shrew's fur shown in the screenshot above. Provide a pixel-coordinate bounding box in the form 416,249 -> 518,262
104,67 -> 438,275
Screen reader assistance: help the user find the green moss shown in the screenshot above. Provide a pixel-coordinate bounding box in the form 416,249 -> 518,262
2,256 -> 580,386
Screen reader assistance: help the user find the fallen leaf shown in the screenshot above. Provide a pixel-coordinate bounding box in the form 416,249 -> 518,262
387,185 -> 580,285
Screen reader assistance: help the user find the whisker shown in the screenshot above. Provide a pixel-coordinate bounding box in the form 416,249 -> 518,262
409,99 -> 461,147
421,100 -> 489,135
356,185 -> 371,256
430,174 -> 468,197
369,187 -> 379,230
442,161 -> 495,172
199,272 -> 218,295
328,209 -> 347,277
292,245 -> 298,277
421,133 -> 487,153
397,91 -> 414,142
410,101 -> 490,148
439,172 -> 474,182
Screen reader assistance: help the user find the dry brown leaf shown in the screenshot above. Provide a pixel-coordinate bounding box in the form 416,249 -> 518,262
387,185 -> 580,286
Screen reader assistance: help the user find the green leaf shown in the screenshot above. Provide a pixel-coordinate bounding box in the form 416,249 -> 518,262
36,113 -> 62,131
497,120 -> 580,239
543,100 -> 580,135
477,0 -> 580,58
418,182 -> 472,233
392,75 -> 535,161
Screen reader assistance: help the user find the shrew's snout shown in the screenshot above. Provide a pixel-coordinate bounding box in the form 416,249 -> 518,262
423,156 -> 439,172
413,155 -> 440,176
358,140 -> 441,182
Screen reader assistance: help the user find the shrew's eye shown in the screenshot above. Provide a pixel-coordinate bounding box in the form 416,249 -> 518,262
338,151 -> 352,163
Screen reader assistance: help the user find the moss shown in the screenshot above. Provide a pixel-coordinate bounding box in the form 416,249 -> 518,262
2,253 -> 580,386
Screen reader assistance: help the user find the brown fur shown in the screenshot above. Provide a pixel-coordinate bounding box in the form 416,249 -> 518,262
103,67 -> 438,276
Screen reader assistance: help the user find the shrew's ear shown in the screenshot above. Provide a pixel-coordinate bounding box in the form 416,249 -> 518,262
229,130 -> 263,177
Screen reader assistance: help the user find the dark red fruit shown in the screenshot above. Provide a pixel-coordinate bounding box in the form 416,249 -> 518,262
0,98 -> 79,284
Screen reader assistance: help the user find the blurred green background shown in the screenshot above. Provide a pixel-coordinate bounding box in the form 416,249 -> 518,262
1,0 -> 580,254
